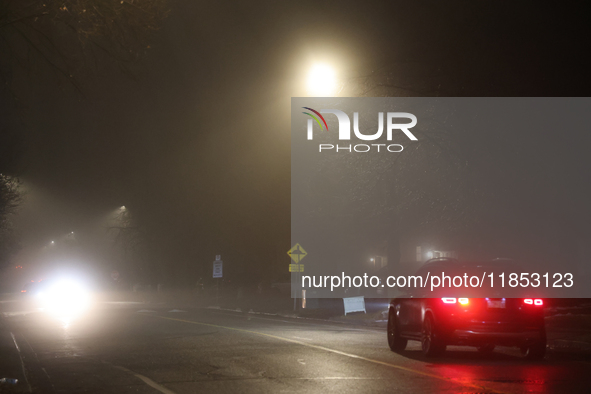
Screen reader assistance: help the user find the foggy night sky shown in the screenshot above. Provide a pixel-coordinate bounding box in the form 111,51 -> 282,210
3,1 -> 590,284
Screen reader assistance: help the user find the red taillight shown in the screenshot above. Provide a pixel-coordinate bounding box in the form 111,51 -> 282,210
441,298 -> 457,304
524,298 -> 543,306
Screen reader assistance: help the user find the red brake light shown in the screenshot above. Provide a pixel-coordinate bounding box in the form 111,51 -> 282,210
441,298 -> 456,304
524,299 -> 543,306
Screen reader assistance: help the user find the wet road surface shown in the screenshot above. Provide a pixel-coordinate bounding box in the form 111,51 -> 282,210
1,299 -> 591,393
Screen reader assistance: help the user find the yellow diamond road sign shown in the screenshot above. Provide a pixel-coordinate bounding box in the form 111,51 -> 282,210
288,243 -> 307,263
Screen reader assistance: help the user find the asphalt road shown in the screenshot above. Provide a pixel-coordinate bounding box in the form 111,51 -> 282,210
1,299 -> 591,393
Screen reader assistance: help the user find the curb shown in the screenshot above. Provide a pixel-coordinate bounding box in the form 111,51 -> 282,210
548,339 -> 591,352
206,305 -> 387,329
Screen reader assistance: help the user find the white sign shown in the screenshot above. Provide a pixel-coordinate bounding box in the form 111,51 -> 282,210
213,260 -> 223,278
343,296 -> 366,315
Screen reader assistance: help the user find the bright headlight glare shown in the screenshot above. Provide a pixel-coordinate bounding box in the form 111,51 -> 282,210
41,280 -> 90,316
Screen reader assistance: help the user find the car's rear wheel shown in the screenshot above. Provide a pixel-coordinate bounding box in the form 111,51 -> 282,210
387,308 -> 407,352
521,341 -> 546,360
421,314 -> 445,357
521,328 -> 547,360
477,344 -> 496,353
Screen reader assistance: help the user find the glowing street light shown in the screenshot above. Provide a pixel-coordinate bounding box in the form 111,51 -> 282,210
307,64 -> 337,96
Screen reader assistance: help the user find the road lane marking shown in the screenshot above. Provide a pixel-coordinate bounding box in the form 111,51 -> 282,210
3,311 -> 38,317
10,332 -> 32,393
111,364 -> 177,394
148,314 -> 507,394
17,332 -> 55,392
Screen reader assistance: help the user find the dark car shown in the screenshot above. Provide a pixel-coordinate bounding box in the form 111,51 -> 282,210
387,258 -> 546,359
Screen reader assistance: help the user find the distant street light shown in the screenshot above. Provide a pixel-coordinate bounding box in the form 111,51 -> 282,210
307,64 -> 337,96
120,206 -> 126,210
51,241 -> 55,244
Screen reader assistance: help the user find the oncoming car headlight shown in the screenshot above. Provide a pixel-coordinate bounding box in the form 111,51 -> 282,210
40,280 -> 91,316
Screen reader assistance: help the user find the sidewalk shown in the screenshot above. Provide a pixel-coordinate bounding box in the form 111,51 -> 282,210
545,303 -> 591,353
